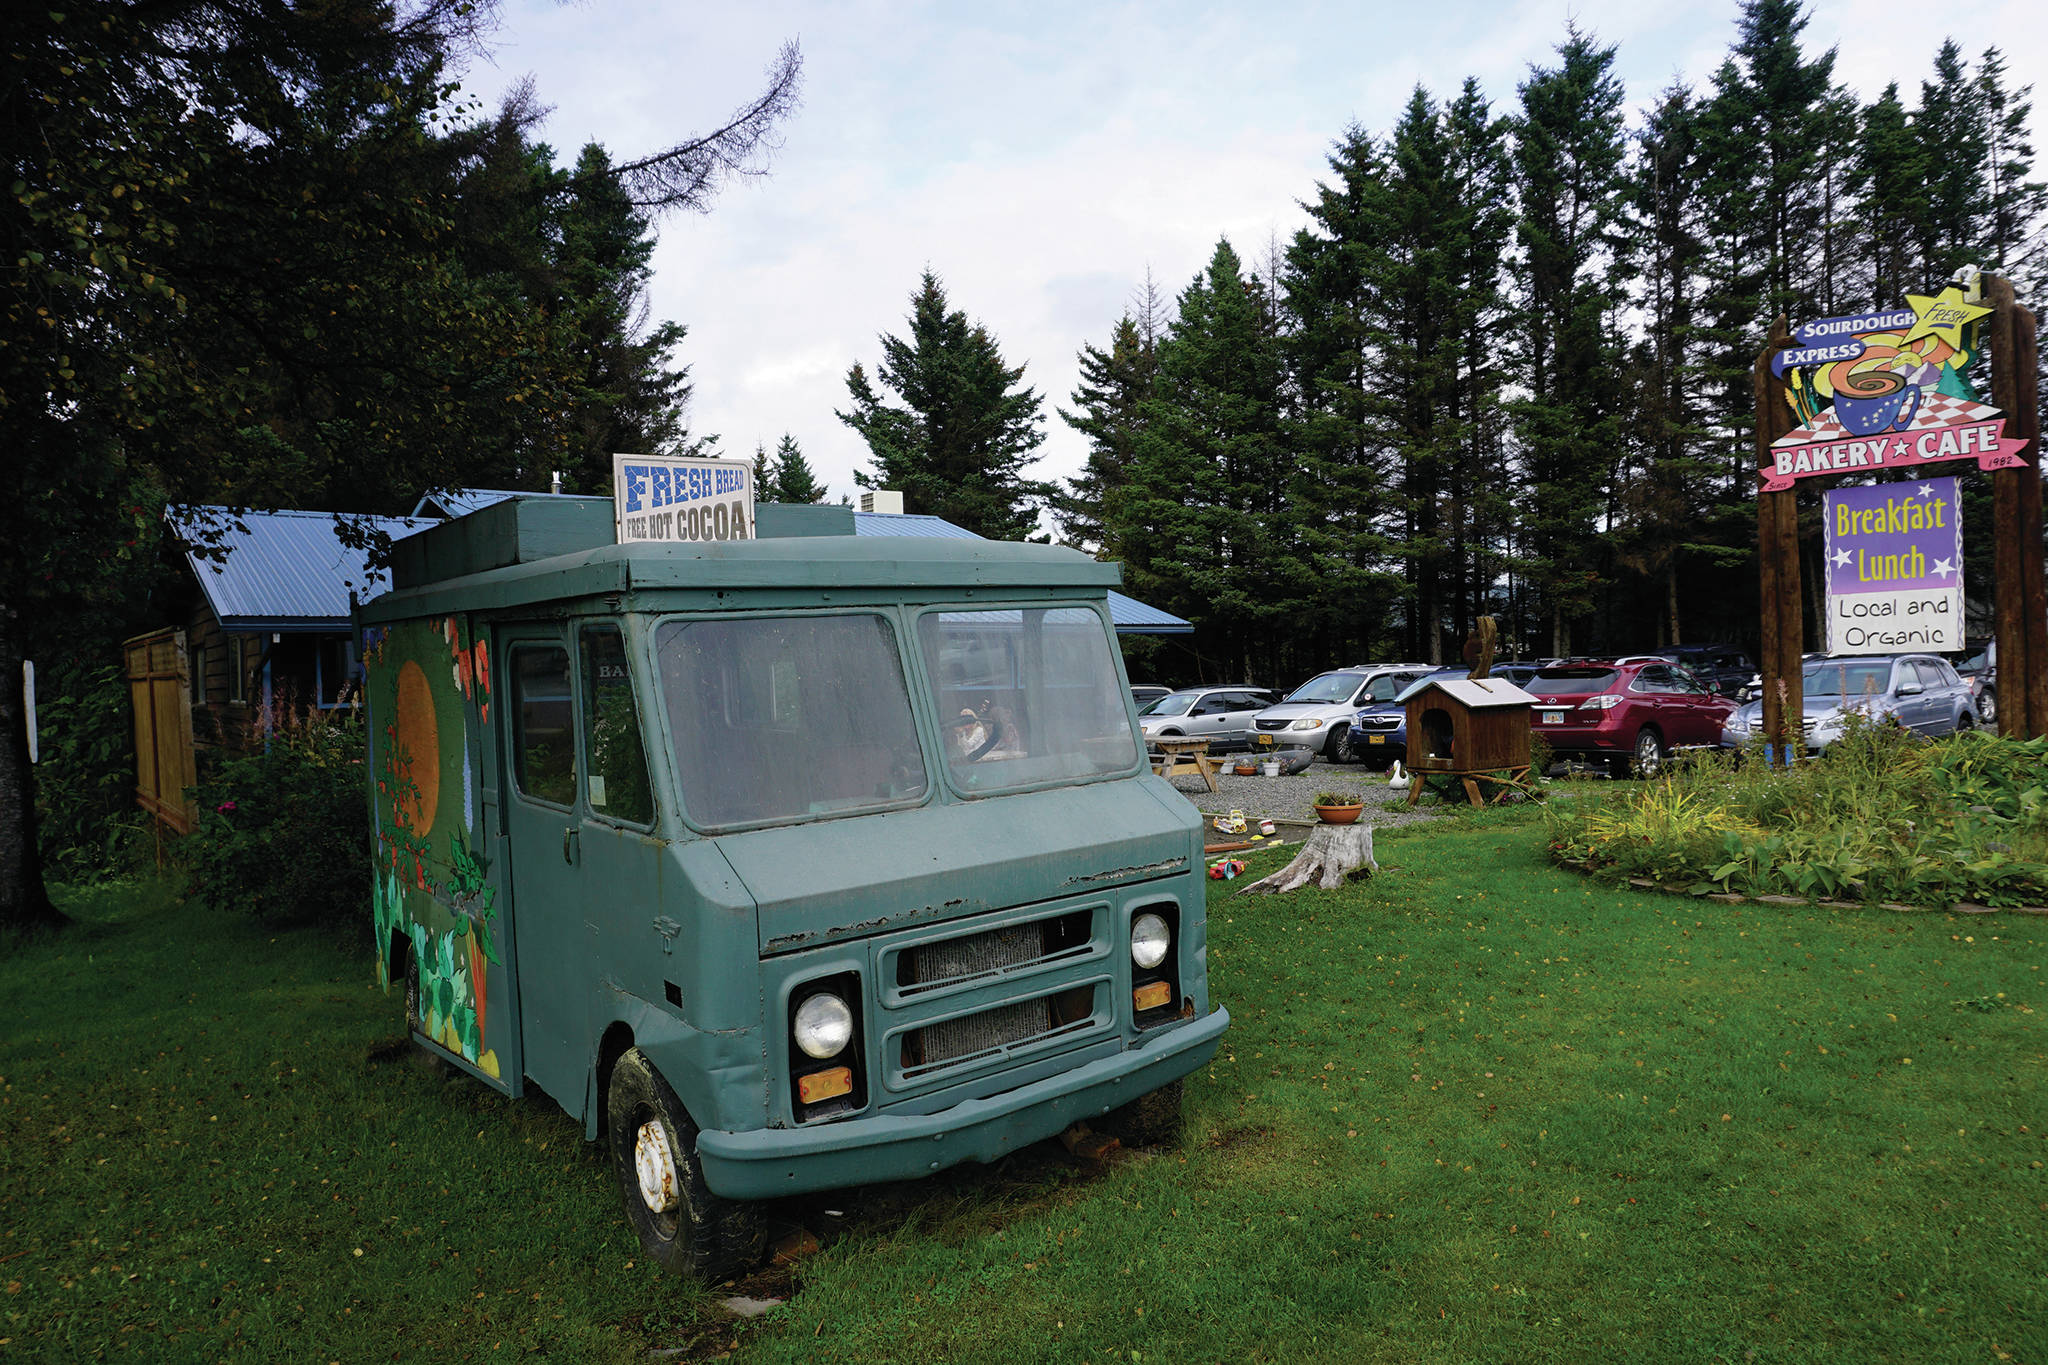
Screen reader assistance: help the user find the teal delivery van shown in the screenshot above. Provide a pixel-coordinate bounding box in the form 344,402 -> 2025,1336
358,496 -> 1228,1278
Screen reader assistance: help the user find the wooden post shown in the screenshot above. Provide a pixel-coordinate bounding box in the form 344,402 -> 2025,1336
1754,316 -> 1803,758
1987,276 -> 2048,740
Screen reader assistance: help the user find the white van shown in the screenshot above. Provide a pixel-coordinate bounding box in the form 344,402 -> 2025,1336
1248,665 -> 1430,761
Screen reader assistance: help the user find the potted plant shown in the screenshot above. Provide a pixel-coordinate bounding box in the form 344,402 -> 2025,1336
1312,791 -> 1366,824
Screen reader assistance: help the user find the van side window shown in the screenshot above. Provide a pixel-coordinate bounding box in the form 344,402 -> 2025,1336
581,625 -> 654,826
512,645 -> 578,807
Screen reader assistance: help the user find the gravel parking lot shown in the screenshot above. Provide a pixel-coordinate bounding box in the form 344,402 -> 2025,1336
1161,757 -> 1450,832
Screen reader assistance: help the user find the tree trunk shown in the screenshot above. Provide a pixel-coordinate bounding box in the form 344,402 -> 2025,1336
0,609 -> 68,936
1238,823 -> 1376,894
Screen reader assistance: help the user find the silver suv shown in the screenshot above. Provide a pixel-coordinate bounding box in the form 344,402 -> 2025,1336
1136,686 -> 1279,753
1249,665 -> 1431,762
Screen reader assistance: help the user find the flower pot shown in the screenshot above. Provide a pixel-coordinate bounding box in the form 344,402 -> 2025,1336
1234,763 -> 1257,776
1261,762 -> 1281,777
1314,802 -> 1364,825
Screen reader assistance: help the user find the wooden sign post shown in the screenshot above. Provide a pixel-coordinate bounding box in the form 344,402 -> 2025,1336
1984,278 -> 2048,739
1754,317 -> 1802,759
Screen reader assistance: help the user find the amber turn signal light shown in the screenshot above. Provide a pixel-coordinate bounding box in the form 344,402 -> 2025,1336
1132,981 -> 1172,1012
797,1067 -> 854,1104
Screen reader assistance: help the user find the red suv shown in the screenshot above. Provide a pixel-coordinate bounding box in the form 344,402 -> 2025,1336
1527,660 -> 1735,777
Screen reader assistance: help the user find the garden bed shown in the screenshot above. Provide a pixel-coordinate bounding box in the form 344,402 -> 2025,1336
1544,725 -> 2048,909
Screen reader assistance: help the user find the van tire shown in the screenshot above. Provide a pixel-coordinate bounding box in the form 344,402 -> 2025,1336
605,1047 -> 763,1281
1096,1079 -> 1185,1148
1323,724 -> 1352,763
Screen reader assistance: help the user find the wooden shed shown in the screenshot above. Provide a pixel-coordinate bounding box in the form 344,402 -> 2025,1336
1403,676 -> 1537,806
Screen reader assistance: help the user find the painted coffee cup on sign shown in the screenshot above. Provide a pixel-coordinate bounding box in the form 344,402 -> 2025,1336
1830,364 -> 1922,436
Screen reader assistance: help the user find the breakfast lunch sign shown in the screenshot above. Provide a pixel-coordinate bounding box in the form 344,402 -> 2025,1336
1761,285 -> 2032,491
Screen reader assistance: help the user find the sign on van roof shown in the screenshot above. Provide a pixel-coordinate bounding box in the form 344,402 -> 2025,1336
613,454 -> 755,544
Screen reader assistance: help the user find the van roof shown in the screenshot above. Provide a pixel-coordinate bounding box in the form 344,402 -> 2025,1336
361,501 -> 1119,624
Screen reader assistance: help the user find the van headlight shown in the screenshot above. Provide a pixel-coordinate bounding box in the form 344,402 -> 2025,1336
1130,913 -> 1171,970
793,992 -> 854,1060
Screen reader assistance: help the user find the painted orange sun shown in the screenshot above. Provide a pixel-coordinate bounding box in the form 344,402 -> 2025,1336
392,659 -> 441,835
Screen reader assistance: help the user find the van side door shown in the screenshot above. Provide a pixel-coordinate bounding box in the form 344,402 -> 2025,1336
500,628 -> 597,1111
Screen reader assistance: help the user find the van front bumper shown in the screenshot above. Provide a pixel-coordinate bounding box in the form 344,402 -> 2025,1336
695,1006 -> 1230,1200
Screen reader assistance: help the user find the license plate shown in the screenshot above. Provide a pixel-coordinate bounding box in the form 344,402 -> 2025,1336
1542,710 -> 1564,725
1367,734 -> 1385,744
1256,734 -> 1275,746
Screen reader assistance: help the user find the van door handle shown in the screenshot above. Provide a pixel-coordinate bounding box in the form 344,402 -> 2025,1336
563,827 -> 579,865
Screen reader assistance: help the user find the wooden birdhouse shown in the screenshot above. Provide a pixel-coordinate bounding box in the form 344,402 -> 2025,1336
1403,676 -> 1536,807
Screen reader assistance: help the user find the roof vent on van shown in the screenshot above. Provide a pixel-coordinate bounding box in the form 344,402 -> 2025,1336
860,489 -> 905,515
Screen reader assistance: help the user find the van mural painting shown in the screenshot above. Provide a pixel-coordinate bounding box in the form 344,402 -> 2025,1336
364,616 -> 504,1078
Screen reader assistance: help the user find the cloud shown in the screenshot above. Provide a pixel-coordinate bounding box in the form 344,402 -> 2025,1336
465,0 -> 2047,518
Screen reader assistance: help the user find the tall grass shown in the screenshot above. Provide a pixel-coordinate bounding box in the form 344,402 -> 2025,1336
1547,727 -> 2048,907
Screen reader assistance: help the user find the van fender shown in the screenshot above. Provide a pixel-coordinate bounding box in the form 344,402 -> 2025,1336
583,984 -> 768,1141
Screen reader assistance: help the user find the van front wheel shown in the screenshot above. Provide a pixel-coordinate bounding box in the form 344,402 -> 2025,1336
605,1047 -> 764,1281
1096,1079 -> 1185,1148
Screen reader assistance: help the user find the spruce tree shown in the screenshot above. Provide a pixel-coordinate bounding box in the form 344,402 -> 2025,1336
1122,240 -> 1297,679
1975,47 -> 2046,287
1283,124 -> 1408,665
1510,26 -> 1630,655
1852,83 -> 1931,309
1912,40 -> 1989,284
770,433 -> 828,503
839,272 -> 1052,539
1055,315 -> 1157,555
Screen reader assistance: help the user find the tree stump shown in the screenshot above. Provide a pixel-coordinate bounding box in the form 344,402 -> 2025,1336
1238,822 -> 1375,894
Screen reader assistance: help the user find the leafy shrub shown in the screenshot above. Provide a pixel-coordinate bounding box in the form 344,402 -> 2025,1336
184,709 -> 370,947
33,662 -> 149,881
1546,727 -> 2048,908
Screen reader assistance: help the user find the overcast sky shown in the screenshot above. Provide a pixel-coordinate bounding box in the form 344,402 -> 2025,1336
456,0 -> 2047,518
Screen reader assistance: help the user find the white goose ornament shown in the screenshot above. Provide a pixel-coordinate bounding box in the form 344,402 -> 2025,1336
1388,760 -> 1410,790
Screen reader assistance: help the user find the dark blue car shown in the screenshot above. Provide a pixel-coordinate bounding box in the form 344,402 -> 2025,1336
1340,664 -> 1538,766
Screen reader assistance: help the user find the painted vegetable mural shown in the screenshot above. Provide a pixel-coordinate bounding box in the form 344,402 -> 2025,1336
365,616 -> 505,1078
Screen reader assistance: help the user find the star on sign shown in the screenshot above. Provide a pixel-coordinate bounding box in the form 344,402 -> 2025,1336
1932,557 -> 1956,579
1832,547 -> 1853,567
1917,483 -> 1935,497
1902,285 -> 1992,350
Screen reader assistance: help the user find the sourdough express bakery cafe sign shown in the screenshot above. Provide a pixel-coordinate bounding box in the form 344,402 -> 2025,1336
1762,288 -> 2030,491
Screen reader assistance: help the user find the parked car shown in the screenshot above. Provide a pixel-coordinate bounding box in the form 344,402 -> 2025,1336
1658,644 -> 1754,697
1954,640 -> 1996,726
1720,653 -> 1980,754
1128,683 -> 1172,709
1526,659 -> 1736,777
1734,652 -> 1829,704
1342,667 -> 1472,768
1248,665 -> 1430,761
1138,686 -> 1279,753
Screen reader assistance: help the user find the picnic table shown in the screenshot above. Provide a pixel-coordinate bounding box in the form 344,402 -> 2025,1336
1150,737 -> 1220,792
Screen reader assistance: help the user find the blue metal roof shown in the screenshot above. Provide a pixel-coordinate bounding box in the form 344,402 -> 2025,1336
852,512 -> 1192,635
410,488 -> 586,518
169,507 -> 428,631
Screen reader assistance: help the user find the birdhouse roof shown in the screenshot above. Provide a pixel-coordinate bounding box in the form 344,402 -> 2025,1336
1407,677 -> 1535,709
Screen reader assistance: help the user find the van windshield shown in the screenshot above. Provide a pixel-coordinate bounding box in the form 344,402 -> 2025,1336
655,613 -> 929,829
1284,672 -> 1364,704
918,607 -> 1140,794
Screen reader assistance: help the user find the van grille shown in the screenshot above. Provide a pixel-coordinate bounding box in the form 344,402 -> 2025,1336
908,920 -> 1044,990
903,921 -> 1046,1065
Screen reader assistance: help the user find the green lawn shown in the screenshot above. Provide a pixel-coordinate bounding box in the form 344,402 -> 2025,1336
4,813 -> 2044,1362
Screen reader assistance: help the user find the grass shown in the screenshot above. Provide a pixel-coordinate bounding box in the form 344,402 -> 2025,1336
4,816 -> 2045,1362
1546,728 -> 2048,908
